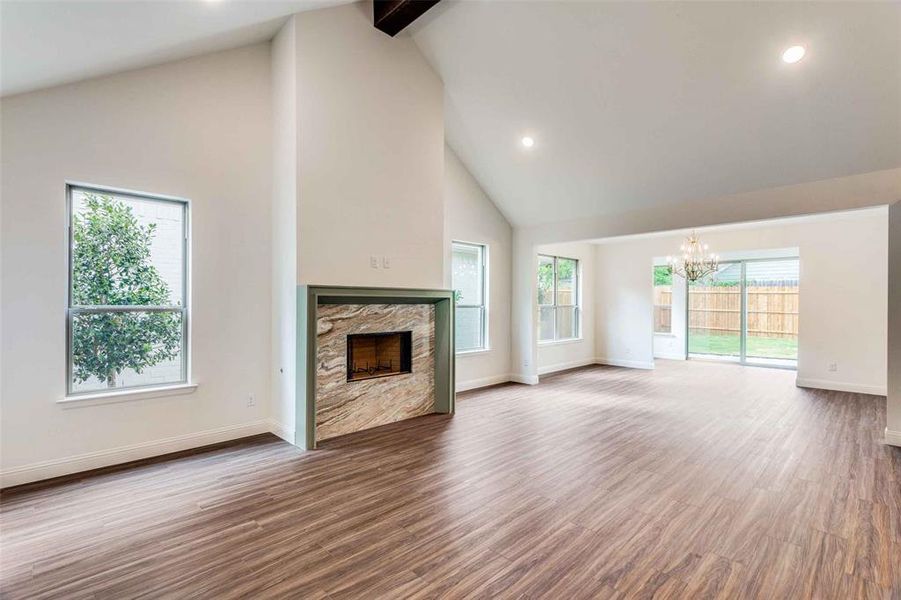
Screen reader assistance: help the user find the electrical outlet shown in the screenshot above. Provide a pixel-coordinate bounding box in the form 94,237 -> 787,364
381,256 -> 391,269
370,255 -> 379,269
247,393 -> 255,407
828,363 -> 838,372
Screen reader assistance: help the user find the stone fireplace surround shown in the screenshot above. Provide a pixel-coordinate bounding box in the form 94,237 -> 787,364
296,286 -> 455,449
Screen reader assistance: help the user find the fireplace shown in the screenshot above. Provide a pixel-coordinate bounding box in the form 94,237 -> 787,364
297,287 -> 454,449
346,331 -> 412,382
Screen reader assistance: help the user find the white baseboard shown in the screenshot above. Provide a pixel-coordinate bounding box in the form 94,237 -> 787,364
885,428 -> 901,448
538,358 -> 596,376
268,419 -> 295,443
456,374 -> 511,392
795,378 -> 887,396
654,353 -> 686,361
595,357 -> 656,370
509,373 -> 540,385
0,420 -> 270,489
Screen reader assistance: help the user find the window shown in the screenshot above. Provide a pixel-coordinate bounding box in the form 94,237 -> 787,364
452,242 -> 487,352
67,184 -> 189,395
538,254 -> 580,342
653,265 -> 673,334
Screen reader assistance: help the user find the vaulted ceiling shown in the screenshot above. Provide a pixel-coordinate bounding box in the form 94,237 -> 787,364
3,1 -> 899,230
0,0 -> 353,97
412,1 -> 901,227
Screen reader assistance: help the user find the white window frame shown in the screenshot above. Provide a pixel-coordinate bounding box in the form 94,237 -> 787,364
452,241 -> 489,353
66,183 -> 191,398
538,254 -> 581,343
653,265 -> 673,335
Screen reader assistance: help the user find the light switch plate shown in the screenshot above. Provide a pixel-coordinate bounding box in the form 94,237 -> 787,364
370,256 -> 379,269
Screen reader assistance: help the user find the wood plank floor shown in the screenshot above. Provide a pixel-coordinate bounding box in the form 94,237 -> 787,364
2,360 -> 899,599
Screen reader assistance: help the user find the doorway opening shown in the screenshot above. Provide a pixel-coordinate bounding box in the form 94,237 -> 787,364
687,258 -> 799,368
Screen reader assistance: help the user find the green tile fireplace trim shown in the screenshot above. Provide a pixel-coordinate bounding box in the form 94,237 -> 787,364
296,285 -> 456,450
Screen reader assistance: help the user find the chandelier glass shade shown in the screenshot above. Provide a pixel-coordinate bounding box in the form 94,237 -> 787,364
666,231 -> 719,282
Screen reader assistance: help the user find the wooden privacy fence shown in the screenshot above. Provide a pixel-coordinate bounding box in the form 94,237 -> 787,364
654,284 -> 799,339
654,286 -> 673,332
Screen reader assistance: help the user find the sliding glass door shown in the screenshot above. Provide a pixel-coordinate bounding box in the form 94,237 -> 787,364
744,259 -> 799,366
688,263 -> 742,359
687,258 -> 799,368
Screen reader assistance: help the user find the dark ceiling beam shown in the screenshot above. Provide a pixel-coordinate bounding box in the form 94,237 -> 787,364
373,0 -> 441,37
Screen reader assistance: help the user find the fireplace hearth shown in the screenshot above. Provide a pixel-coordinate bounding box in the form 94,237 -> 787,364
346,331 -> 412,382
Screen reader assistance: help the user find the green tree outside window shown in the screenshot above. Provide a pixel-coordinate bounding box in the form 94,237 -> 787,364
71,194 -> 182,388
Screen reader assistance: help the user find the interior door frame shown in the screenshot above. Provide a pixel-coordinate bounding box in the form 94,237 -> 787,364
684,257 -> 798,370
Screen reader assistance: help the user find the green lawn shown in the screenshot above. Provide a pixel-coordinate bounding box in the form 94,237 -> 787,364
688,333 -> 798,359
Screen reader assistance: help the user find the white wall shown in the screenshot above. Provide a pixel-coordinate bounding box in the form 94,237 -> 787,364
444,146 -> 512,391
293,3 -> 445,289
594,209 -> 889,394
510,231 -> 540,384
270,21 -> 298,443
536,242 -> 597,375
0,44 -> 273,486
593,244 -> 657,370
887,202 -> 901,445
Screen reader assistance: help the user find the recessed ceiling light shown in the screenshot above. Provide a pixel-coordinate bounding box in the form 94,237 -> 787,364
782,45 -> 806,64
521,136 -> 535,148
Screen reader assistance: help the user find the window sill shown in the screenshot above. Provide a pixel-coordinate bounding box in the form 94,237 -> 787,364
59,383 -> 198,407
538,338 -> 584,347
457,348 -> 492,356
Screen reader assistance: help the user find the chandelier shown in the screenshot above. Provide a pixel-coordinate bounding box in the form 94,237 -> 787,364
667,231 -> 719,282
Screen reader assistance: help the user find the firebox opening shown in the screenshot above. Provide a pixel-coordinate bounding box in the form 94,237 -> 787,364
346,331 -> 412,382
